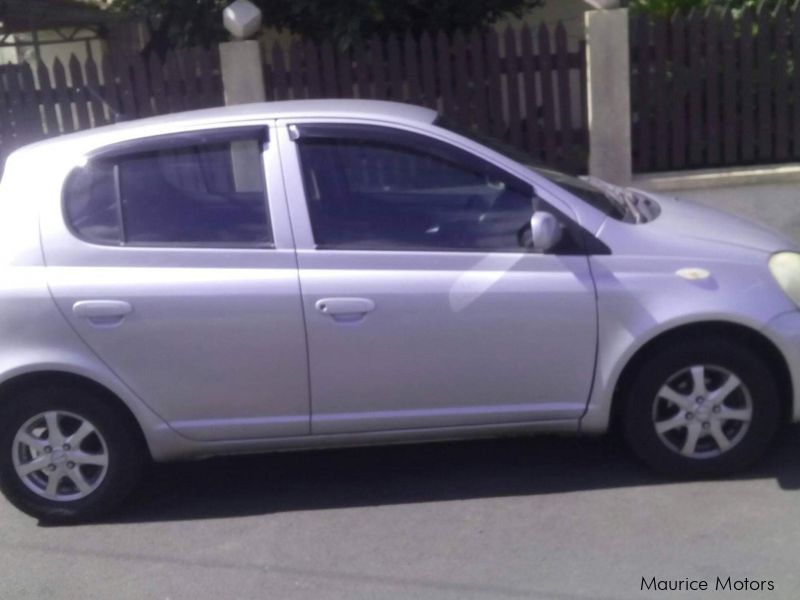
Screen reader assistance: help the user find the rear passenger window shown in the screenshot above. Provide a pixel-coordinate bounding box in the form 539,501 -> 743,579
64,131 -> 272,247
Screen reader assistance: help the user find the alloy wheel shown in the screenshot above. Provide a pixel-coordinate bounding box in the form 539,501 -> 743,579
651,364 -> 753,459
12,410 -> 109,502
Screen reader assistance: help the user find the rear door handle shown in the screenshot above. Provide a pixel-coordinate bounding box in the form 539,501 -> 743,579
315,297 -> 376,317
72,300 -> 133,326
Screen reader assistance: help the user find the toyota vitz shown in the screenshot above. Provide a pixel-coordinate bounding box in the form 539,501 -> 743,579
1,99 -> 800,522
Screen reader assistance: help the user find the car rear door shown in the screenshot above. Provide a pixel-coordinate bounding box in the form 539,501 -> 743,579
40,124 -> 310,442
276,119 -> 598,435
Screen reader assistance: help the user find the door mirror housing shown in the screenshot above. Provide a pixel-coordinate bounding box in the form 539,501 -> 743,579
529,211 -> 562,252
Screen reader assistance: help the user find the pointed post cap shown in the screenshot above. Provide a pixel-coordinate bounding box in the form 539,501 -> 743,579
223,0 -> 263,40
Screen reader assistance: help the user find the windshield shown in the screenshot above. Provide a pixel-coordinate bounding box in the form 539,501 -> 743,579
433,116 -> 627,220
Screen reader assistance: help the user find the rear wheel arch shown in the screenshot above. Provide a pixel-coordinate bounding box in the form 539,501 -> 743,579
0,371 -> 150,459
610,321 -> 793,430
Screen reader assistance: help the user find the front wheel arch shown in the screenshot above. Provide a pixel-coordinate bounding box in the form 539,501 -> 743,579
610,321 -> 793,432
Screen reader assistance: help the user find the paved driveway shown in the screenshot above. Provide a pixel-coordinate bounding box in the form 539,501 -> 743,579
0,424 -> 798,600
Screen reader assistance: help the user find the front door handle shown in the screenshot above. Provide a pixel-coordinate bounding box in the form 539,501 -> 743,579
315,297 -> 376,318
72,300 -> 133,326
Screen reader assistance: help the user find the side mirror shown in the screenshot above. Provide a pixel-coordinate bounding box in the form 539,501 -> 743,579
529,211 -> 562,252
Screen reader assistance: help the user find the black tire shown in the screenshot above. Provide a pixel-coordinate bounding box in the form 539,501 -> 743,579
0,384 -> 145,523
622,337 -> 781,477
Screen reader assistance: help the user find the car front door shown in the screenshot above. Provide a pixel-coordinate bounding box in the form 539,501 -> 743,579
41,125 -> 310,442
277,120 -> 598,435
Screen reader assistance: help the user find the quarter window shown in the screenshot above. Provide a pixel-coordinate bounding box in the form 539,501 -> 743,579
295,125 -> 534,251
64,132 -> 272,247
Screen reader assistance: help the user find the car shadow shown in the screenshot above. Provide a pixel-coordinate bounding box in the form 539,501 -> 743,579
87,424 -> 800,526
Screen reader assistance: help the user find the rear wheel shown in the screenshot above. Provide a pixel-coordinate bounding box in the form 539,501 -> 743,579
622,338 -> 781,477
0,384 -> 145,522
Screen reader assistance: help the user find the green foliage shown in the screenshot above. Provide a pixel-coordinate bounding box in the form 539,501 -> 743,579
112,0 -> 228,56
628,0 -> 702,17
629,0 -> 787,17
113,0 -> 544,55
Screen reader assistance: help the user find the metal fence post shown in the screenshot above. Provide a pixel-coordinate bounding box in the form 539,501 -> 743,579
585,7 -> 632,185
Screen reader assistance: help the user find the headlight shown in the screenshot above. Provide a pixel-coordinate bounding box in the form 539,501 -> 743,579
769,252 -> 800,307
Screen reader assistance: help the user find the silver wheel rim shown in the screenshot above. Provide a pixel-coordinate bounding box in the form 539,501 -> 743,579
12,410 -> 109,502
652,364 -> 753,459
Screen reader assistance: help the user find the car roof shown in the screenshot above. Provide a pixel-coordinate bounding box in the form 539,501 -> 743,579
15,99 -> 439,156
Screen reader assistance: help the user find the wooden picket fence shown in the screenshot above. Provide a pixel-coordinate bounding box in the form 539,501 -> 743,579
0,24 -> 588,175
263,25 -> 589,173
631,2 -> 800,173
0,47 -> 222,166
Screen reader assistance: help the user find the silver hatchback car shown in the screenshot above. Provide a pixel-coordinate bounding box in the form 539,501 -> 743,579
1,99 -> 800,521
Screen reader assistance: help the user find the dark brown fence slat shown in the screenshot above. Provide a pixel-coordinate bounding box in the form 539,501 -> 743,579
520,24 -> 541,159
386,33 -> 403,100
353,43 -> 369,99
337,46 -> 355,99
18,63 -> 42,142
452,30 -> 470,126
52,58 -> 74,133
271,43 -> 289,100
4,67 -> 21,142
469,29 -> 488,134
101,54 -> 123,121
368,36 -> 387,100
147,52 -> 167,115
755,4 -> 773,161
0,70 -> 13,147
652,17 -> 669,170
704,10 -> 720,165
554,23 -> 574,170
36,62 -> 59,135
670,12 -> 688,169
181,49 -> 199,109
740,8 -> 756,163
116,56 -> 137,118
538,24 -> 557,161
687,11 -> 703,166
131,54 -> 152,117
404,33 -> 421,105
68,55 -> 90,129
436,31 -> 455,117
485,28 -> 504,140
6,65 -> 24,147
720,9 -> 737,164
84,55 -> 107,126
504,27 -> 521,148
419,32 -> 437,109
633,14 -> 652,171
159,51 -> 180,113
773,1 -> 789,160
288,40 -> 304,100
304,40 -> 323,98
195,46 -> 218,107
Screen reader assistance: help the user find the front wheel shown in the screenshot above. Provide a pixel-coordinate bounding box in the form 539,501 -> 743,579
622,338 -> 782,477
0,384 -> 145,522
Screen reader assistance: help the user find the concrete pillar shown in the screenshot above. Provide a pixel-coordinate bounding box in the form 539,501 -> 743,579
219,41 -> 265,105
585,8 -> 632,185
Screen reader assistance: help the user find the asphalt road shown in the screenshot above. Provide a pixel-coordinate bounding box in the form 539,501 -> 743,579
0,425 -> 798,600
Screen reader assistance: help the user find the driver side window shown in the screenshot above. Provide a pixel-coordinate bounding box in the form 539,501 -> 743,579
295,125 -> 534,251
